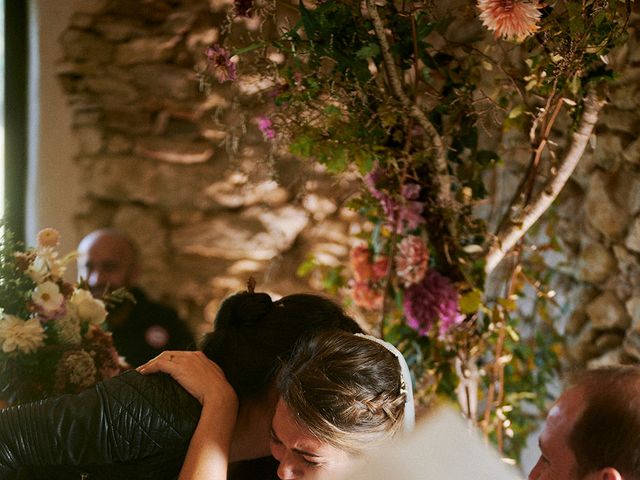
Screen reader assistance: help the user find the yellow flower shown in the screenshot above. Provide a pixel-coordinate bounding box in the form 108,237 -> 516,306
36,228 -> 60,247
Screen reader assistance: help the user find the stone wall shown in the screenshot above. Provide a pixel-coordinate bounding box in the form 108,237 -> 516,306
557,13 -> 640,368
56,1 -> 640,361
56,0 -> 358,337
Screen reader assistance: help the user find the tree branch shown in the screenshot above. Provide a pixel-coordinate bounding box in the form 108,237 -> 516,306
485,90 -> 604,275
365,0 -> 451,205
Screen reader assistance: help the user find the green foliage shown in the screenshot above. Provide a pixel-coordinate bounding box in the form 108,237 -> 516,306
0,227 -> 34,319
210,0 -> 630,463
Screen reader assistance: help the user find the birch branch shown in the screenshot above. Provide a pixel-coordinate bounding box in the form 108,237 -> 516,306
485,90 -> 604,275
365,0 -> 451,205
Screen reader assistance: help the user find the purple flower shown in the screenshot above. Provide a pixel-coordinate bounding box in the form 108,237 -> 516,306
402,183 -> 421,200
364,169 -> 425,233
258,116 -> 276,140
364,169 -> 385,200
403,269 -> 464,338
205,44 -> 237,84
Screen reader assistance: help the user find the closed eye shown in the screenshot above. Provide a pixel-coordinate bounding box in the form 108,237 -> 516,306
269,428 -> 282,445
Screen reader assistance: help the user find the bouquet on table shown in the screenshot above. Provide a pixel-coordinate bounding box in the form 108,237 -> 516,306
0,227 -> 126,405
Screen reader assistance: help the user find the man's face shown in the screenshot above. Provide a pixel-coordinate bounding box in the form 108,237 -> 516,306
77,234 -> 137,299
529,387 -> 585,480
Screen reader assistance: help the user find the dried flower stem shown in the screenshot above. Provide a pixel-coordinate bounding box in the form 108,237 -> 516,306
482,311 -> 506,443
379,228 -> 399,338
485,89 -> 604,274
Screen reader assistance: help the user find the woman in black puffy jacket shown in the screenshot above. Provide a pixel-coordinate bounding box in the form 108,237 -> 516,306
0,289 -> 362,480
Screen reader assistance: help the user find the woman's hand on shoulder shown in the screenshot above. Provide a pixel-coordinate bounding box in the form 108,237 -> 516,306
141,352 -> 239,480
137,351 -> 237,413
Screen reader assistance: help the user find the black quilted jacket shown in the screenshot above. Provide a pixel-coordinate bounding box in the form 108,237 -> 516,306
0,370 -> 202,480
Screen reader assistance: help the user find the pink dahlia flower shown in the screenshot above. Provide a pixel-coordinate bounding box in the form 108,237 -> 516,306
205,44 -> 237,83
403,269 -> 464,338
395,236 -> 429,286
478,0 -> 542,42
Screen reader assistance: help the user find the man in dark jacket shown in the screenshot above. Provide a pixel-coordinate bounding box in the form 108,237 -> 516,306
77,229 -> 194,366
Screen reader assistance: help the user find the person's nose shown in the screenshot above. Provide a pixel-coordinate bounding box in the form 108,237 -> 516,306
277,452 -> 301,479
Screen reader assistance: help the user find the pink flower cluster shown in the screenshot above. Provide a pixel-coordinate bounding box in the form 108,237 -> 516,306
258,116 -> 276,140
395,236 -> 429,287
205,44 -> 237,83
403,269 -> 464,338
350,244 -> 388,311
364,169 -> 425,233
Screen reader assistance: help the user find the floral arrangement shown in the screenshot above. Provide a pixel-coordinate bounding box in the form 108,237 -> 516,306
0,227 -> 124,405
200,0 -> 629,460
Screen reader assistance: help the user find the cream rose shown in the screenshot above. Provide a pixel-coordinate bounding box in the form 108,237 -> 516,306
70,289 -> 107,325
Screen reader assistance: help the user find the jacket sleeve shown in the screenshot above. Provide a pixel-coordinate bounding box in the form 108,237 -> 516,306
0,371 -> 201,476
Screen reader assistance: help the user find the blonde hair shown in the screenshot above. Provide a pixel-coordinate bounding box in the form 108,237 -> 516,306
277,331 -> 406,455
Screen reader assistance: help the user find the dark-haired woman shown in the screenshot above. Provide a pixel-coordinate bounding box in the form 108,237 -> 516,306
141,330 -> 415,480
0,290 -> 362,479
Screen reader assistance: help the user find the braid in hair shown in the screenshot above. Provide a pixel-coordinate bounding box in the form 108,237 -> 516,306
278,330 -> 406,455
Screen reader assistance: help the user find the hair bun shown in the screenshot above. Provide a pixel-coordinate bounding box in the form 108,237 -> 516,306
214,291 -> 273,328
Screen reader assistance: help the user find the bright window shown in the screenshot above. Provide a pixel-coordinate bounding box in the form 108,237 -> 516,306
0,0 -> 4,218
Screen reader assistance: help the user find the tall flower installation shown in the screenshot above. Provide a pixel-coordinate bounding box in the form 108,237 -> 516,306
0,227 -> 125,404
201,0 -> 629,460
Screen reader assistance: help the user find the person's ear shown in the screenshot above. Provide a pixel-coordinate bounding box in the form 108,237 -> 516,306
597,467 -> 623,480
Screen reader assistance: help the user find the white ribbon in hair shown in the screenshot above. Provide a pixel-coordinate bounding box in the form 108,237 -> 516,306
355,333 -> 416,433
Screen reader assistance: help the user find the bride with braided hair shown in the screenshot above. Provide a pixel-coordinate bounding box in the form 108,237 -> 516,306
141,299 -> 415,479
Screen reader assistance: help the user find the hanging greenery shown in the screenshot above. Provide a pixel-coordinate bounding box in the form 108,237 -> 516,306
202,0 -> 631,461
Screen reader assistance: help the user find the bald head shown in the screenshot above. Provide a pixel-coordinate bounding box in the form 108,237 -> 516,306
77,229 -> 140,299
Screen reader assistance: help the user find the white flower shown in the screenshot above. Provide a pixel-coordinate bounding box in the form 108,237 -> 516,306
26,248 -> 67,283
70,289 -> 107,325
37,247 -> 67,280
32,281 -> 65,314
55,315 -> 82,345
0,315 -> 45,354
26,255 -> 49,283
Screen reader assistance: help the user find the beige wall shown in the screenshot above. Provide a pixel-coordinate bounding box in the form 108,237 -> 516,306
27,0 -> 80,262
